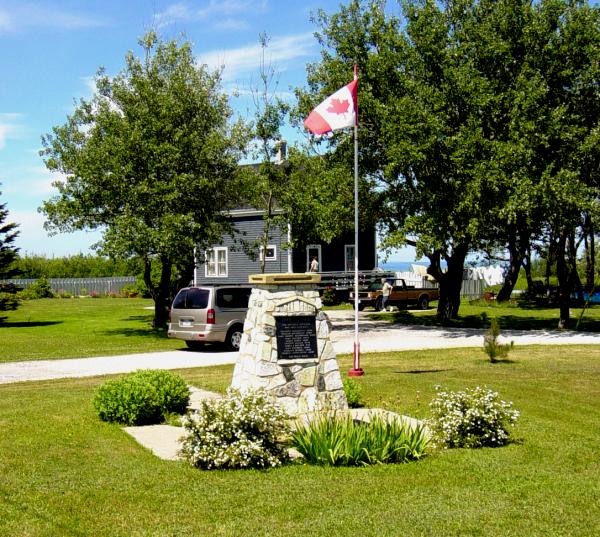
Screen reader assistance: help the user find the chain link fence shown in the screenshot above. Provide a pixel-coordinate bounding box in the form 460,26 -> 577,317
1,277 -> 136,296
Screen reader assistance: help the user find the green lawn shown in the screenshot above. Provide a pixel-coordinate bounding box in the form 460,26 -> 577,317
1,347 -> 599,536
0,298 -> 184,363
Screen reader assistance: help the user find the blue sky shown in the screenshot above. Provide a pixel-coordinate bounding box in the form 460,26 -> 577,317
0,0 -> 414,262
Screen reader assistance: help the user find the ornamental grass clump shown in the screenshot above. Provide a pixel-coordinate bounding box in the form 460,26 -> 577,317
427,386 -> 520,448
291,413 -> 428,466
93,369 -> 190,426
180,388 -> 290,470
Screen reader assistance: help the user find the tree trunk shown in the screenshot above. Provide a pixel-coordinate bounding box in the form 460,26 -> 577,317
569,230 -> 584,306
153,257 -> 172,328
524,247 -> 534,292
143,256 -> 172,329
556,230 -> 570,329
427,244 -> 468,323
497,233 -> 523,302
583,214 -> 595,291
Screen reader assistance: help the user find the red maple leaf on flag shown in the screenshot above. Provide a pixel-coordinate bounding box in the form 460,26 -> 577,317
327,98 -> 350,115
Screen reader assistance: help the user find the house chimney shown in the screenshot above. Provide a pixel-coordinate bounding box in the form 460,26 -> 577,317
275,140 -> 287,164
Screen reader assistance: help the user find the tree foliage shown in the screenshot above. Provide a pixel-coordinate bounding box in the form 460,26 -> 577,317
14,254 -> 140,278
299,0 -> 600,325
40,32 -> 247,326
0,188 -> 20,317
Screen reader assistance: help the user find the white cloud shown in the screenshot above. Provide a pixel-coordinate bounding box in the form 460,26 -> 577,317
8,209 -> 102,256
155,0 -> 266,28
1,163 -> 63,197
0,9 -> 12,31
0,2 -> 106,34
198,33 -> 315,83
0,113 -> 24,150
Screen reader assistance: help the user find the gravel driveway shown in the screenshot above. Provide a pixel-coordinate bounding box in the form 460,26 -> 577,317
2,310 -> 599,384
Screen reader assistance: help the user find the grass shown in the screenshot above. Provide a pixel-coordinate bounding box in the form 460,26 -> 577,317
0,298 -> 184,363
372,299 -> 600,331
1,346 -> 599,536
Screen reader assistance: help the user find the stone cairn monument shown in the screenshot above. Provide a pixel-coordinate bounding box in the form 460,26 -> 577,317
231,273 -> 348,417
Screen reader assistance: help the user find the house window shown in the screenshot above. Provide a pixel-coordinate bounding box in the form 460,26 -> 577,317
205,247 -> 228,277
259,245 -> 277,262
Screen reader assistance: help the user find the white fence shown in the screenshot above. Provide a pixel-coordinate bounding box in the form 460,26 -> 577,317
394,271 -> 486,299
1,277 -> 136,296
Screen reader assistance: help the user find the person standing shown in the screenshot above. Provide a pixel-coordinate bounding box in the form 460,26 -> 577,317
381,278 -> 393,311
309,256 -> 319,272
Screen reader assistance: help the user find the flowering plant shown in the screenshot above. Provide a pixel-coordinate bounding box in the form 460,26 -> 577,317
180,388 -> 290,470
427,386 -> 519,448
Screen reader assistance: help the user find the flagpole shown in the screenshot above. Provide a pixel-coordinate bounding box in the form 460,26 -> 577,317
349,65 -> 363,377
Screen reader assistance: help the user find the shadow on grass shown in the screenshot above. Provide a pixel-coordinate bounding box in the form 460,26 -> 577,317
101,327 -> 168,339
374,310 -> 600,332
0,321 -> 63,328
396,368 -> 453,374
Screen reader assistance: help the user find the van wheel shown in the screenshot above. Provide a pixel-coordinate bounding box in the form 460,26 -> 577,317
352,302 -> 365,311
225,324 -> 244,351
374,297 -> 384,311
417,295 -> 429,310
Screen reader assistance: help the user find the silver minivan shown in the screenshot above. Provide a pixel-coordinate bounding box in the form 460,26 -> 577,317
167,285 -> 252,351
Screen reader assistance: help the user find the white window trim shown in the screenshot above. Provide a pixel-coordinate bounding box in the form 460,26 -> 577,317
259,244 -> 277,262
344,244 -> 355,272
306,244 -> 322,271
205,247 -> 228,278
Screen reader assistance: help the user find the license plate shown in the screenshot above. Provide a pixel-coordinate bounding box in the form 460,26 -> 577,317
180,320 -> 193,327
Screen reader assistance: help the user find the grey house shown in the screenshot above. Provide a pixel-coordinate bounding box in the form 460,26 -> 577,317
194,208 -> 377,285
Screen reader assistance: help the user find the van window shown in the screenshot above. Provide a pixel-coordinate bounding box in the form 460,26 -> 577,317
172,288 -> 209,309
216,288 -> 251,309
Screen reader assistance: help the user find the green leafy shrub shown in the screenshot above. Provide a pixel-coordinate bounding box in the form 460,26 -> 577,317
427,386 -> 520,448
93,369 -> 190,425
19,277 -> 55,299
483,318 -> 514,362
120,284 -> 139,298
292,413 -> 428,466
343,378 -> 364,408
180,388 -> 290,470
321,286 -> 338,306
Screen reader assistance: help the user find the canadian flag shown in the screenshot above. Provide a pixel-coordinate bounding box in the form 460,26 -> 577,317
304,77 -> 358,135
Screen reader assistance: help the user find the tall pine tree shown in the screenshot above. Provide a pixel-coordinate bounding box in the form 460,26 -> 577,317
0,188 -> 20,316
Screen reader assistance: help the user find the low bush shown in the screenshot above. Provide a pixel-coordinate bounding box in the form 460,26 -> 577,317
120,284 -> 140,298
427,385 -> 520,448
343,378 -> 364,408
93,369 -> 190,425
19,277 -> 55,299
180,388 -> 290,470
292,413 -> 428,466
321,286 -> 338,306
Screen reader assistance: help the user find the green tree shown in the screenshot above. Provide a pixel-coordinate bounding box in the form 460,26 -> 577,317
300,0 -> 600,325
240,33 -> 291,273
242,34 -> 361,272
40,32 -> 247,327
0,188 -> 20,317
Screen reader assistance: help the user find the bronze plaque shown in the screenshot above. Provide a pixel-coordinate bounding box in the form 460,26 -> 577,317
275,315 -> 318,360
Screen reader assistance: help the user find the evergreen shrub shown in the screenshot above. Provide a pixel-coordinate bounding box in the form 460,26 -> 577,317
93,369 -> 190,425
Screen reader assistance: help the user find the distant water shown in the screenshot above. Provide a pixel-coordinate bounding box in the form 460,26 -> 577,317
380,261 -> 428,272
